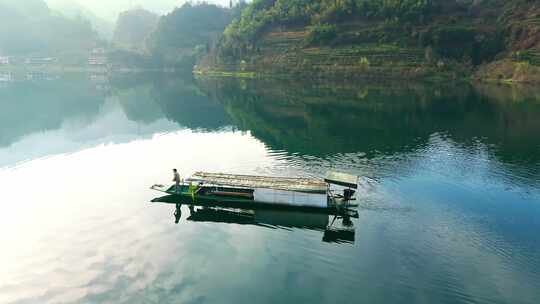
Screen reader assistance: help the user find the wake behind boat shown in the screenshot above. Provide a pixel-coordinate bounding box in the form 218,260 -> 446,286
151,171 -> 359,210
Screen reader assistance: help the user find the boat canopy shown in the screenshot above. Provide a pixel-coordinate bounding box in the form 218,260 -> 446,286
324,171 -> 358,189
189,172 -> 327,193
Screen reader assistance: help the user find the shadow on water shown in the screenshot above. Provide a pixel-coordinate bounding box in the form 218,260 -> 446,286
152,194 -> 357,244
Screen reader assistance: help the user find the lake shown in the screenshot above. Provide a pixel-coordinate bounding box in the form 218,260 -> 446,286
1,72 -> 539,304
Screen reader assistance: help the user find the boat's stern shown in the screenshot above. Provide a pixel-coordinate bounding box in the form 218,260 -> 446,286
325,171 -> 359,208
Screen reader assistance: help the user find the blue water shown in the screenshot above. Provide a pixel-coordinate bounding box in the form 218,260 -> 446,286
0,73 -> 539,304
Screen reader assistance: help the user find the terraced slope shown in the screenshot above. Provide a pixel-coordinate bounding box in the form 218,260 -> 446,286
197,0 -> 540,83
200,28 -> 454,80
473,3 -> 540,84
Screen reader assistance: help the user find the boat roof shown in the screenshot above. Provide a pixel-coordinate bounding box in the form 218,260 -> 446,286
324,171 -> 358,189
189,172 -> 327,193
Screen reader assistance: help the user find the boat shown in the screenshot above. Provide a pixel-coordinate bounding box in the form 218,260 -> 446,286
150,171 -> 359,210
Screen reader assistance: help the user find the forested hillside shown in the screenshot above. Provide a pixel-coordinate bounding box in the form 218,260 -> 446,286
0,0 -> 99,57
197,0 -> 540,83
113,8 -> 159,51
106,3 -> 247,70
147,3 -> 239,68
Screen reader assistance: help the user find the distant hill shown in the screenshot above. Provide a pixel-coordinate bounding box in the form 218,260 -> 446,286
0,0 -> 49,17
0,0 -> 99,58
46,0 -> 115,40
112,8 -> 160,51
52,0 -> 233,22
147,3 -> 237,67
198,0 -> 540,83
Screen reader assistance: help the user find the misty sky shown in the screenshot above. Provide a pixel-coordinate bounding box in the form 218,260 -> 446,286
47,0 -> 231,21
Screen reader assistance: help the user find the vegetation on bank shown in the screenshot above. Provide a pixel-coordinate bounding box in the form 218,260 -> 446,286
112,9 -> 159,52
146,3 -> 235,68
196,0 -> 539,83
2,0 -> 537,83
221,0 -> 436,48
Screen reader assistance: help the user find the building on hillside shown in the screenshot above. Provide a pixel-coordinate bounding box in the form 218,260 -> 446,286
89,48 -> 108,66
25,57 -> 57,65
26,72 -> 48,81
88,56 -> 107,66
89,73 -> 110,91
0,56 -> 9,65
92,48 -> 106,55
0,72 -> 13,82
89,73 -> 108,82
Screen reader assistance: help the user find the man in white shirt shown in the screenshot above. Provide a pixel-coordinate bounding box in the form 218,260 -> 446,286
173,169 -> 181,193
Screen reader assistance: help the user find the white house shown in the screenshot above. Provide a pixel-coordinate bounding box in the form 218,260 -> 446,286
25,57 -> 56,65
91,48 -> 106,55
88,56 -> 107,66
0,72 -> 13,82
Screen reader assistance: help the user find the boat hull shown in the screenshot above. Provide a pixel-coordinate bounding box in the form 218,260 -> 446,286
253,188 -> 328,208
151,183 -> 332,210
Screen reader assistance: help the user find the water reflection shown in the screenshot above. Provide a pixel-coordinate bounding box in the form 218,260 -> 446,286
1,72 -> 540,304
110,73 -> 231,130
0,73 -> 234,168
0,74 -> 106,148
153,196 -> 357,244
197,77 -> 540,169
2,72 -> 539,174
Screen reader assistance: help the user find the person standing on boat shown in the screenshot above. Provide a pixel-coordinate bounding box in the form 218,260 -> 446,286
173,169 -> 181,193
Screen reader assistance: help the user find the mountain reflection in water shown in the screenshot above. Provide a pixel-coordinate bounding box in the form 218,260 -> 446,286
197,77 -> 540,168
2,72 -> 539,175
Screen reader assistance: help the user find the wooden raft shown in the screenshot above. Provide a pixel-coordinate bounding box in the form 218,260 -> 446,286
189,172 -> 327,193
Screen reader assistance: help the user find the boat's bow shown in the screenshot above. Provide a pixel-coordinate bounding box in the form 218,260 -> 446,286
151,184 -> 171,193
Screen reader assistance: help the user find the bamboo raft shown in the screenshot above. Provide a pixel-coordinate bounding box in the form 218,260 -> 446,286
151,171 -> 358,209
189,172 -> 327,193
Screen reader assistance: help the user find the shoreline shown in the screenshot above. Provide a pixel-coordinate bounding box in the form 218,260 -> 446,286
0,65 -> 175,74
193,64 -> 540,86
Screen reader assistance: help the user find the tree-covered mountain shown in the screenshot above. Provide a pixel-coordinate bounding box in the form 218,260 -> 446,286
198,0 -> 540,83
0,0 -> 99,57
146,2 -> 239,67
113,8 -> 160,51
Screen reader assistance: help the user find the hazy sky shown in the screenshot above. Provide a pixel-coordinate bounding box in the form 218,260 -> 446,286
48,0 -> 231,21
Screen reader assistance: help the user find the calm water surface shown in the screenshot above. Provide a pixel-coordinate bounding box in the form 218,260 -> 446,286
0,73 -> 539,304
